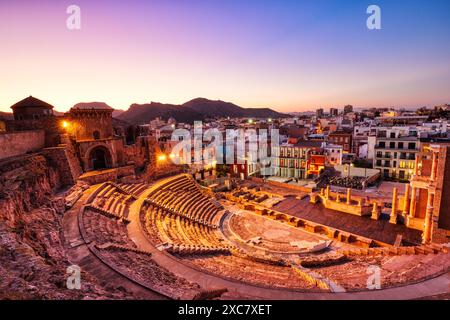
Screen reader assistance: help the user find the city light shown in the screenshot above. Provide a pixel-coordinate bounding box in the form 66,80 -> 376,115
62,121 -> 69,128
157,154 -> 167,162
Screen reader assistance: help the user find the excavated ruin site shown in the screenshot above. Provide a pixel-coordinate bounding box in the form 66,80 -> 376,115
1,157 -> 449,300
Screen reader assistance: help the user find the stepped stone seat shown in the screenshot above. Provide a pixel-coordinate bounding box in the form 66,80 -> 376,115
82,209 -> 134,247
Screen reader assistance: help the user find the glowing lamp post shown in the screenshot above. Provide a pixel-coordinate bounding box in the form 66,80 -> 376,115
62,120 -> 69,129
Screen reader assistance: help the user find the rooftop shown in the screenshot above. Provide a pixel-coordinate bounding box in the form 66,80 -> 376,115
71,102 -> 114,111
11,96 -> 54,110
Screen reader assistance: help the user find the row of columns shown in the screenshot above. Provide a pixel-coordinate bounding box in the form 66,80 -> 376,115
394,150 -> 439,243
387,184 -> 435,244
423,150 -> 438,243
322,185 -> 353,205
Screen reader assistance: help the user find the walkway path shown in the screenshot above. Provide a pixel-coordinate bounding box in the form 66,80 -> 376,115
63,185 -> 168,300
127,187 -> 450,300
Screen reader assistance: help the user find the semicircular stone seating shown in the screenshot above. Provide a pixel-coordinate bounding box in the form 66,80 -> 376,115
79,181 -> 204,299
142,174 -> 234,255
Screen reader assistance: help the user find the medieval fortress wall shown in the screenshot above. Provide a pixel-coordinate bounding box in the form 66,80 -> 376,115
0,130 -> 45,160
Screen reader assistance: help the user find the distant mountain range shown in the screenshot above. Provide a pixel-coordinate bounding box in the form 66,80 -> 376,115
1,98 -> 286,125
116,98 -> 286,124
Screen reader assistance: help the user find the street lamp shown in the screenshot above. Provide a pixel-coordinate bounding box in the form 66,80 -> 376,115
157,154 -> 167,162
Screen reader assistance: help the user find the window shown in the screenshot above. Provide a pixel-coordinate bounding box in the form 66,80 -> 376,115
390,142 -> 395,148
408,142 -> 416,150
379,141 -> 385,148
93,130 -> 100,140
390,132 -> 396,138
398,142 -> 404,149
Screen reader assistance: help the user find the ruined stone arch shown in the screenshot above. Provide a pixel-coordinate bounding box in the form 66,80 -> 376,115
84,143 -> 114,171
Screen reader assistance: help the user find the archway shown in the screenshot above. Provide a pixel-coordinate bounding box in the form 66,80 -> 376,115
88,146 -> 111,170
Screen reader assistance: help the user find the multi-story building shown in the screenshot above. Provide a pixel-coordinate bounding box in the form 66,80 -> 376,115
329,108 -> 338,117
323,144 -> 343,165
343,105 -> 353,114
272,141 -> 324,179
352,124 -> 373,157
372,128 -> 420,180
316,108 -> 324,118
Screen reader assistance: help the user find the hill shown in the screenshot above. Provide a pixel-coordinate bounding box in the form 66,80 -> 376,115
116,98 -> 286,124
116,102 -> 204,125
182,98 -> 285,119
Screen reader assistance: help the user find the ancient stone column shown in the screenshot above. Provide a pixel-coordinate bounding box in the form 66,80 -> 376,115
346,188 -> 351,204
409,187 -> 417,218
422,192 -> 435,244
371,202 -> 380,220
430,151 -> 438,182
402,184 -> 411,216
390,187 -> 398,224
325,185 -> 330,199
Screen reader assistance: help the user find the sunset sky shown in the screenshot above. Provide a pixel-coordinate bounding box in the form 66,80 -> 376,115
1,0 -> 450,113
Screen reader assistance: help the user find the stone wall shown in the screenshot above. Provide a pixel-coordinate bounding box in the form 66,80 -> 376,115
124,136 -> 149,169
41,144 -> 82,186
0,130 -> 45,160
6,117 -> 65,147
77,165 -> 136,185
248,177 -> 313,193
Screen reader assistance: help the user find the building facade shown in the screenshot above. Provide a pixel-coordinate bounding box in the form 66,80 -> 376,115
404,143 -> 450,243
272,141 -> 324,179
327,130 -> 353,153
372,128 -> 419,180
11,96 -> 54,120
